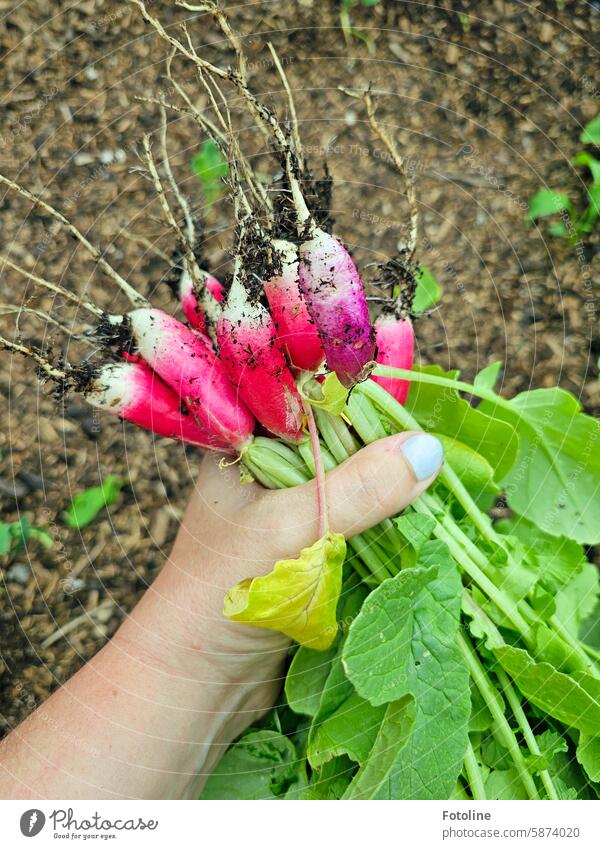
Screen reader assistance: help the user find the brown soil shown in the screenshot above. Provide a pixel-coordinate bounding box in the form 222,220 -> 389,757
1,0 -> 599,736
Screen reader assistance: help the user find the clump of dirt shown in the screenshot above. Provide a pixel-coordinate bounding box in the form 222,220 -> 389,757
1,0 -> 598,735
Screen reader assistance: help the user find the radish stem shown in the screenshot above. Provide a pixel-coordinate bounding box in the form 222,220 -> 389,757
303,400 -> 328,537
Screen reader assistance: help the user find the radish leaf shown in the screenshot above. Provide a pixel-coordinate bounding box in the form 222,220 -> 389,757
201,730 -> 299,799
223,532 -> 346,649
308,689 -> 386,767
343,540 -> 470,799
342,696 -> 416,799
493,645 -> 600,735
302,372 -> 349,415
576,734 -> 600,783
405,365 -> 519,479
285,640 -> 340,716
412,265 -> 442,314
480,387 -> 600,544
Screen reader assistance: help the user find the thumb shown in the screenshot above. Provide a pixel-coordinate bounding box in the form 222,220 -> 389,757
263,431 -> 444,547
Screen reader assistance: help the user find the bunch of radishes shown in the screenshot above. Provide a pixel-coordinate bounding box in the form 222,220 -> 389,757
0,0 -> 417,476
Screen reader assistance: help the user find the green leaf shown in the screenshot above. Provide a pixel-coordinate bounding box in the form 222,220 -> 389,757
577,183 -> 600,234
224,532 -> 346,650
576,734 -> 600,783
405,365 -> 519,480
527,188 -> 572,221
480,387 -> 600,544
435,435 -> 500,501
546,221 -> 569,238
344,540 -> 471,799
285,641 -> 339,716
0,523 -> 11,556
308,689 -> 386,767
580,113 -> 600,145
496,517 -> 586,594
200,730 -> 298,799
572,151 -> 600,185
485,767 -> 528,800
473,361 -> 502,393
300,756 -> 355,800
191,139 -> 229,209
342,696 -> 416,799
555,562 -> 600,640
64,475 -> 126,529
493,645 -> 600,735
304,372 -> 349,416
412,265 -> 442,314
392,512 -> 436,555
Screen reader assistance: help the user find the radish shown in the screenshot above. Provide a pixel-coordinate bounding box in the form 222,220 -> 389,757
263,239 -> 324,373
372,313 -> 415,404
297,226 -> 375,387
84,360 -> 231,450
102,309 -> 255,451
216,261 -> 304,442
178,267 -> 224,333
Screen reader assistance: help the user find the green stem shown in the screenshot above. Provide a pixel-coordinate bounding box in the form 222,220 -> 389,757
348,534 -> 395,582
549,614 -> 596,673
416,496 -> 534,638
463,742 -> 487,800
495,669 -> 559,801
457,631 -> 540,800
372,364 -> 513,412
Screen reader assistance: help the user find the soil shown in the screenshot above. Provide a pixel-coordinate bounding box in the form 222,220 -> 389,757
1,0 -> 599,736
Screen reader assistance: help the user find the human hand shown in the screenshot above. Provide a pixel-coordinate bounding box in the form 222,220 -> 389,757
151,431 -> 444,692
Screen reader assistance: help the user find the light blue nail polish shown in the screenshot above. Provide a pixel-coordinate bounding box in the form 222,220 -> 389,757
400,433 -> 444,481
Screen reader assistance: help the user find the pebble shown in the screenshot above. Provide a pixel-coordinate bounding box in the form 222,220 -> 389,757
84,66 -> 98,81
6,563 -> 30,585
0,477 -> 28,500
73,152 -> 94,166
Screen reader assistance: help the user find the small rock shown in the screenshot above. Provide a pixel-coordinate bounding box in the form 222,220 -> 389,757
100,149 -> 114,165
17,471 -> 46,492
0,477 -> 28,500
73,152 -> 94,166
6,563 -> 30,585
84,66 -> 98,81
63,577 -> 85,594
539,22 -> 554,44
445,44 -> 460,65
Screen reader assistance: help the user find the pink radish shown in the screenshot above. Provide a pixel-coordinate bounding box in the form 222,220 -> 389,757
84,360 -> 230,450
216,270 -> 304,442
263,239 -> 324,373
105,309 -> 255,451
178,267 -> 224,333
285,181 -> 375,387
372,313 -> 415,404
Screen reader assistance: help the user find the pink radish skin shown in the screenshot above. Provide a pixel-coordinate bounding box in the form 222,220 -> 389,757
298,228 -> 375,387
120,309 -> 255,450
264,239 -> 324,372
372,314 -> 415,404
85,360 -> 229,449
217,278 -> 304,441
179,268 -> 224,332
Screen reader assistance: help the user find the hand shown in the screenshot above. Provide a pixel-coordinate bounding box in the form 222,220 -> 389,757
0,431 -> 442,800
144,430 -> 444,717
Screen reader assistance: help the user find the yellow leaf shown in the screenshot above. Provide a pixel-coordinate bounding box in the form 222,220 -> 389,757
223,532 -> 346,650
